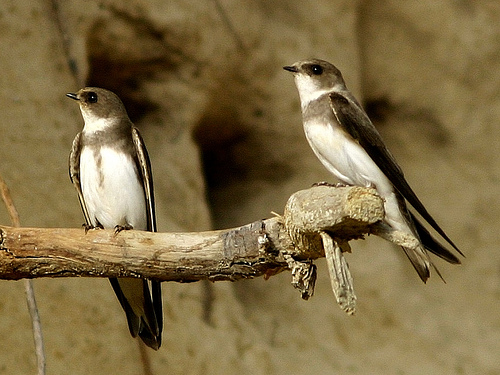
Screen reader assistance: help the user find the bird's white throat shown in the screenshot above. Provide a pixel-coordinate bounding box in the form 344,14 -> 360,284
294,76 -> 343,111
81,111 -> 117,133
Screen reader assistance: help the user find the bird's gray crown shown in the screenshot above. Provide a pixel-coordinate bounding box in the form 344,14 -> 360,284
67,87 -> 129,121
284,58 -> 346,91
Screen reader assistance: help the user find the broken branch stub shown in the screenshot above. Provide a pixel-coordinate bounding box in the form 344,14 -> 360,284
283,185 -> 384,256
282,185 -> 384,308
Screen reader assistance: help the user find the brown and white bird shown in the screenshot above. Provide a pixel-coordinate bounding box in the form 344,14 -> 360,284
284,59 -> 464,282
68,87 -> 162,349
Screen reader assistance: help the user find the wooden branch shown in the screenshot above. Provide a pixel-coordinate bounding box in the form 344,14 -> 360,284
0,186 -> 384,289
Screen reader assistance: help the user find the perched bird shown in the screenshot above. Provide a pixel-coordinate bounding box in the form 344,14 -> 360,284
68,87 -> 162,349
284,59 -> 463,282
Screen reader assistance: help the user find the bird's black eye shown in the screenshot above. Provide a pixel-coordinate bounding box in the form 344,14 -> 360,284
87,92 -> 98,103
311,65 -> 323,75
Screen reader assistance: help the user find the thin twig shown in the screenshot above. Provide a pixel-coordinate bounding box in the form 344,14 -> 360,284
137,341 -> 154,375
0,177 -> 20,227
0,175 -> 46,375
49,0 -> 82,86
211,0 -> 246,51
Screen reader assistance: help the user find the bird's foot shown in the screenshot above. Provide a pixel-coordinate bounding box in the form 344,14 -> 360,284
114,224 -> 133,235
312,181 -> 346,188
313,181 -> 333,187
82,223 -> 103,234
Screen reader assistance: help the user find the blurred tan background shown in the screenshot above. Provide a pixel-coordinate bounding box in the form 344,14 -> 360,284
0,1 -> 498,374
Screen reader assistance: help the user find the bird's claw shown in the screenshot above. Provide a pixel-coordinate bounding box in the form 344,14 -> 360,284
114,224 -> 133,235
82,223 -> 103,234
312,181 -> 346,188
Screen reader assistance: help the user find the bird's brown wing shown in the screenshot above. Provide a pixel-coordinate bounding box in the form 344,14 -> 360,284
69,132 -> 92,227
329,92 -> 463,261
131,127 -> 163,347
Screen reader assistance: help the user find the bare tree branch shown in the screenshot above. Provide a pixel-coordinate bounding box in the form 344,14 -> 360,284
0,186 -> 385,309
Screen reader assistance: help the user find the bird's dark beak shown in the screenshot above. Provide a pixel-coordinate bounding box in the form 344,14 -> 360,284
283,65 -> 298,73
66,93 -> 79,100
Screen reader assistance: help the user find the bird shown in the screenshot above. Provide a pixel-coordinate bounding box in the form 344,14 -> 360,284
284,59 -> 464,282
67,87 -> 162,349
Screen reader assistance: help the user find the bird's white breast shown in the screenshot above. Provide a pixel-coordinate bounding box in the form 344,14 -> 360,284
304,118 -> 393,191
80,146 -> 147,230
304,118 -> 409,232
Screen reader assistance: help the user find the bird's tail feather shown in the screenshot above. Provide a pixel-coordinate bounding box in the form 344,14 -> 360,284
109,278 -> 162,350
400,246 -> 431,283
409,212 -> 462,264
